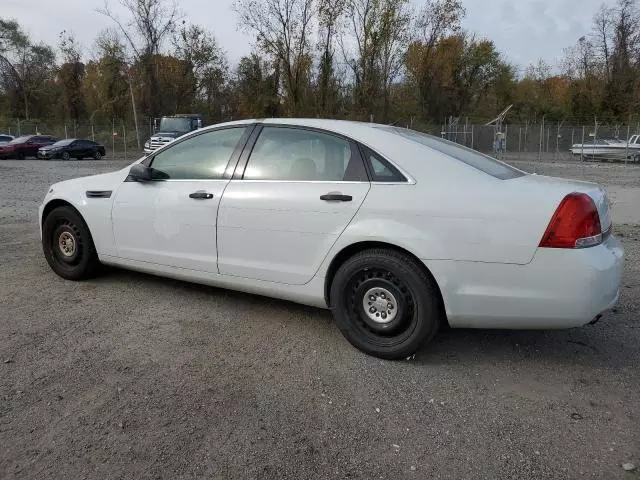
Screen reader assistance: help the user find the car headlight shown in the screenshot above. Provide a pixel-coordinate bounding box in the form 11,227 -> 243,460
144,141 -> 150,149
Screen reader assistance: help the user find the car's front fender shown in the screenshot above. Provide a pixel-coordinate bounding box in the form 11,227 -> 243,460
40,168 -> 131,257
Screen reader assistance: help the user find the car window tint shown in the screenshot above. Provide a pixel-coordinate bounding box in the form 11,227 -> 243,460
378,126 -> 525,180
151,127 -> 247,180
244,127 -> 367,181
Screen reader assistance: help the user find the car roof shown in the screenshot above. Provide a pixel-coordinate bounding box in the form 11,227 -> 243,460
198,118 -> 511,183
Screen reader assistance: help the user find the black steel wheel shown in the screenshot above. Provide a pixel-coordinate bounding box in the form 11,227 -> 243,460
42,206 -> 101,280
93,150 -> 102,160
330,249 -> 444,360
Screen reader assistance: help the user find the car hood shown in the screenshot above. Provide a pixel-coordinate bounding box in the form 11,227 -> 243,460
152,131 -> 185,139
40,145 -> 58,151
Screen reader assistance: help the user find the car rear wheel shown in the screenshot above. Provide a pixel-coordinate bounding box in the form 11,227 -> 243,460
330,249 -> 444,360
61,151 -> 70,161
42,206 -> 101,280
93,151 -> 102,160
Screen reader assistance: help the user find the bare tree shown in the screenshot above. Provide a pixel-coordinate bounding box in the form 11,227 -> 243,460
235,0 -> 315,114
173,23 -> 230,120
377,0 -> 411,121
98,0 -> 180,117
415,0 -> 464,51
591,4 -> 613,80
317,0 -> 345,115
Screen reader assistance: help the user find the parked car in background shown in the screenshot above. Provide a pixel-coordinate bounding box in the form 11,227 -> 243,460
38,119 -> 624,360
38,139 -> 106,160
0,135 -> 58,159
0,134 -> 14,145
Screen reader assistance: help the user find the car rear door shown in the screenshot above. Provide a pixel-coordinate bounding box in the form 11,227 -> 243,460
111,125 -> 253,272
217,125 -> 371,285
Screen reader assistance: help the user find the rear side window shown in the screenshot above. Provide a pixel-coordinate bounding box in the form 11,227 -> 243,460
243,127 -> 368,182
379,126 -> 524,180
360,146 -> 406,182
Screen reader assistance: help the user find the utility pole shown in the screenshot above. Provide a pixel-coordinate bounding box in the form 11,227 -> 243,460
126,70 -> 141,149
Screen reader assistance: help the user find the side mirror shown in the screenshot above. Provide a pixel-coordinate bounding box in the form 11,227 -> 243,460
128,164 -> 169,182
26,140 -> 34,145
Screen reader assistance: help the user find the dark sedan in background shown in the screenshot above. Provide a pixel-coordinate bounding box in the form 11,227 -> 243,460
0,135 -> 58,159
38,139 -> 106,160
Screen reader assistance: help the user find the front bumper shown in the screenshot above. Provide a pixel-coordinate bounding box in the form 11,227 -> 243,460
427,235 -> 624,329
38,151 -> 57,159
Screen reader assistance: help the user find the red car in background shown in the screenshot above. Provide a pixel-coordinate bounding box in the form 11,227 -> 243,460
0,135 -> 58,159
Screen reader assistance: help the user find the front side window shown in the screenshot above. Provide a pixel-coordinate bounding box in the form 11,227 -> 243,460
243,127 -> 367,181
151,127 -> 247,180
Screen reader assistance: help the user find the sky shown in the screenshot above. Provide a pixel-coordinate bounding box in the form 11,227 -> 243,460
3,0 -> 615,70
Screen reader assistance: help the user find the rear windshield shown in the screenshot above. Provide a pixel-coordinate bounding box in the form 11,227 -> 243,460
378,126 -> 525,180
52,139 -> 75,147
10,136 -> 32,144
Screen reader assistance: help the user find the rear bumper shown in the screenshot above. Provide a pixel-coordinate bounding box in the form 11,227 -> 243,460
427,235 -> 624,329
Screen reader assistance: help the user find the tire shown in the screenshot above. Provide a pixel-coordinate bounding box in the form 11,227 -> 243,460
42,206 -> 101,280
93,151 -> 102,160
61,151 -> 70,161
329,249 -> 444,360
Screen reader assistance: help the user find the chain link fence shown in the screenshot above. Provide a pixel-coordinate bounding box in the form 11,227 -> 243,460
419,122 -> 640,163
3,118 -> 640,167
0,118 -> 157,161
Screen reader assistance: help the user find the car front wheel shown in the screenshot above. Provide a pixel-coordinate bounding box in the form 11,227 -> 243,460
42,206 -> 101,280
93,151 -> 102,160
330,249 -> 444,360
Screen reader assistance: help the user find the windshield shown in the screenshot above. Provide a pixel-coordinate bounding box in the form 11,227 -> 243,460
159,117 -> 192,133
52,139 -> 75,147
10,136 -> 32,144
378,126 -> 525,180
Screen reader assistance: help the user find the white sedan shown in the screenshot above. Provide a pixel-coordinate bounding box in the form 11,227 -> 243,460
39,119 -> 624,359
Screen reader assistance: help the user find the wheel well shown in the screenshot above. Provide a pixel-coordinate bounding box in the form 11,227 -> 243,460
324,241 -> 447,316
41,199 -> 81,226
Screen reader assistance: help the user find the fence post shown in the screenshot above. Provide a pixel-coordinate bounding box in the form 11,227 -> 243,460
555,123 -> 560,160
518,127 -> 522,158
626,123 -> 631,165
504,124 -> 508,157
538,121 -> 543,162
471,125 -> 474,150
17,118 -> 21,136
123,124 -> 127,161
581,126 -> 585,162
112,118 -> 116,157
64,124 -> 68,139
547,127 -> 550,154
91,123 -> 95,142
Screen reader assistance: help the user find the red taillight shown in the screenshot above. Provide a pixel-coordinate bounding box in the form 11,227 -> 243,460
539,193 -> 602,249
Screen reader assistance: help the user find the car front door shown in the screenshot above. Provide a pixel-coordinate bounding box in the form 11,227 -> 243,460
217,125 -> 371,285
68,140 -> 84,158
111,125 -> 252,272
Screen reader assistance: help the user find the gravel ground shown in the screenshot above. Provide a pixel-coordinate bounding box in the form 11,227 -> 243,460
1,157 -> 639,480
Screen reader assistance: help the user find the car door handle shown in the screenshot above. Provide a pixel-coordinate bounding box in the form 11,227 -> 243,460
189,191 -> 214,200
320,193 -> 353,202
